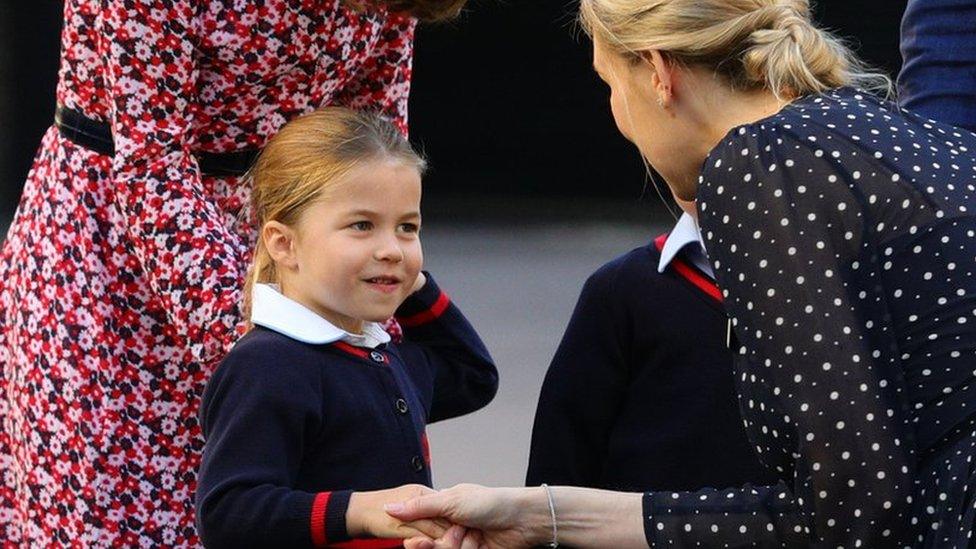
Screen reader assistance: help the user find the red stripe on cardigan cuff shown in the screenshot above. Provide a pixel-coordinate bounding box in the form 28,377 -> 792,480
324,490 -> 354,545
310,492 -> 332,547
396,291 -> 450,327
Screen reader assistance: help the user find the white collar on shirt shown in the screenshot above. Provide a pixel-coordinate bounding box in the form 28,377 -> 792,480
251,283 -> 391,348
657,212 -> 714,278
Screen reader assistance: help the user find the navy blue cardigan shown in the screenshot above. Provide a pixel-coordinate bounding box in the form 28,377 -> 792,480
526,236 -> 778,492
196,276 -> 497,548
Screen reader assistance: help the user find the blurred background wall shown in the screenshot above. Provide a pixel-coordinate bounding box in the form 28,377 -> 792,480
0,2 -> 63,218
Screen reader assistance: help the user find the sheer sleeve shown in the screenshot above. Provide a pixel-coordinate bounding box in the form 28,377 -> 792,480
100,0 -> 245,363
333,10 -> 415,133
642,124 -> 916,547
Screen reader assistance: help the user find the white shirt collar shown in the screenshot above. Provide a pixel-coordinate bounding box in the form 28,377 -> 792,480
251,283 -> 391,348
657,212 -> 714,277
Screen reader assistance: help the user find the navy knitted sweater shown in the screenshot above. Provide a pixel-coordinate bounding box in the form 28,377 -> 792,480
196,276 -> 497,548
526,236 -> 778,492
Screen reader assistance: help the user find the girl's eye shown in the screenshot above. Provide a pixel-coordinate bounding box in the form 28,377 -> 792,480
350,221 -> 372,231
399,223 -> 420,234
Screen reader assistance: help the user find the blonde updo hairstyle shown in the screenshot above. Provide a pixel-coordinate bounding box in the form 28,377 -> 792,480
579,0 -> 891,100
244,107 -> 426,322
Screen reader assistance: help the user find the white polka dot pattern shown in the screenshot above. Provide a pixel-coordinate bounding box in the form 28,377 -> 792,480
643,88 -> 976,548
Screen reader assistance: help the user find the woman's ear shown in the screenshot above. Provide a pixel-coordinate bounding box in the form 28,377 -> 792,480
640,50 -> 675,108
263,221 -> 299,271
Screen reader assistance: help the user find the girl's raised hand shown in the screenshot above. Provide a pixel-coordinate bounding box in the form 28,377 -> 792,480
346,484 -> 453,541
411,271 -> 428,294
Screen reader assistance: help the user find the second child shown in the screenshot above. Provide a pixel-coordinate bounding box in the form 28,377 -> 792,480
195,108 -> 498,548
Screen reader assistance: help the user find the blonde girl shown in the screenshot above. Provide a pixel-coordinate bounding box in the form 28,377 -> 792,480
195,108 -> 497,548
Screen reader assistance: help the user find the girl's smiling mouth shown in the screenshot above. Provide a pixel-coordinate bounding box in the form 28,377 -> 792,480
363,275 -> 403,293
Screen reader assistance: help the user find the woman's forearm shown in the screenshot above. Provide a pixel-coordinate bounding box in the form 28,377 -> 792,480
518,487 -> 647,548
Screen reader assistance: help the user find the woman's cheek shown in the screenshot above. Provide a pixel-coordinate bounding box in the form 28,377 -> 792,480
609,94 -> 633,142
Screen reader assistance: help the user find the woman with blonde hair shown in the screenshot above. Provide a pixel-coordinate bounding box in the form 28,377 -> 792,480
383,0 -> 976,547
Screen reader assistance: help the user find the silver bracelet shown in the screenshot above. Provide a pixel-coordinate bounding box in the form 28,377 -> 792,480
540,483 -> 559,548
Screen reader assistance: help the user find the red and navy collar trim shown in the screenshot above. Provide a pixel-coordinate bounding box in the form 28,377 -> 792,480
654,233 -> 723,303
331,341 -> 372,359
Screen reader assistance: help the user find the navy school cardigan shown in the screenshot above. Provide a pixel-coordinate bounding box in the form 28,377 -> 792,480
526,235 -> 779,492
196,276 -> 498,548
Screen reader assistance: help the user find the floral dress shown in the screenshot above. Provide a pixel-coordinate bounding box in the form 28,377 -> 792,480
0,1 -> 414,546
644,89 -> 976,547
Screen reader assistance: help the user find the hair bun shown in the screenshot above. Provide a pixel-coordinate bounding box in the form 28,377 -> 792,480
747,6 -> 809,49
742,2 -> 850,97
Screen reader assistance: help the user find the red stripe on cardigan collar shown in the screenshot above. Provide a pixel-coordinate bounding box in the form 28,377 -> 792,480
654,233 -> 723,303
331,341 -> 371,359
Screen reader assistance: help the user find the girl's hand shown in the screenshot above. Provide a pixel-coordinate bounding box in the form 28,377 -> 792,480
411,271 -> 428,294
387,484 -> 543,549
347,485 -> 452,541
402,525 -> 473,549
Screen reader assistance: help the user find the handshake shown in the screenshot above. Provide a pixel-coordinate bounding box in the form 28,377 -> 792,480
346,483 -> 544,549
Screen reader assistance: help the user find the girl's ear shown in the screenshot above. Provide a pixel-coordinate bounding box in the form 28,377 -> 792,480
640,50 -> 676,108
263,221 -> 299,271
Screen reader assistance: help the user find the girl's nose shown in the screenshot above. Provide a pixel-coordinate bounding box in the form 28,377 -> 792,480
373,233 -> 404,263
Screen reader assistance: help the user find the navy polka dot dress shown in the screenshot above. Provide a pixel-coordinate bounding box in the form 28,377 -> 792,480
643,88 -> 976,548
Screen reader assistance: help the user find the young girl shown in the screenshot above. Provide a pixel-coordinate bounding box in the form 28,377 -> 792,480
195,107 -> 498,548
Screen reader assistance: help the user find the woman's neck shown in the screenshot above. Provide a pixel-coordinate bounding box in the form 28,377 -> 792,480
700,86 -> 792,154
667,76 -> 792,200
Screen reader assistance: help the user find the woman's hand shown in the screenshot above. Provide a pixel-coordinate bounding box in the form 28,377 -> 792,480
386,484 -> 547,549
346,485 -> 453,541
389,484 -> 647,549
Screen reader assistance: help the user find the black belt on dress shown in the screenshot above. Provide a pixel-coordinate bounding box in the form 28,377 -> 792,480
54,105 -> 259,177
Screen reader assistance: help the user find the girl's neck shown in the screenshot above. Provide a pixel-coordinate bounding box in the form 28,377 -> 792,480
332,317 -> 365,335
278,280 -> 365,335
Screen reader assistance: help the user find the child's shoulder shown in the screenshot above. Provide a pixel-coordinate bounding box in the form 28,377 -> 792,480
585,240 -> 665,290
201,328 -> 328,427
228,326 -> 311,357
216,327 -> 323,379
